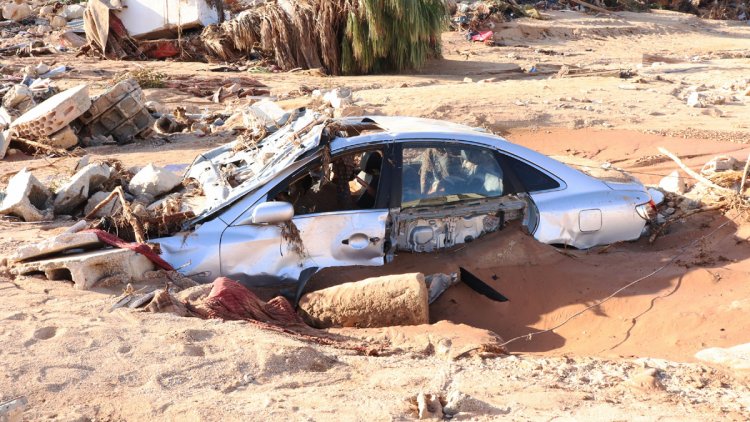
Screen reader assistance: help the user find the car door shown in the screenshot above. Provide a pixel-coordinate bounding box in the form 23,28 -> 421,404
391,141 -> 528,253
218,145 -> 393,299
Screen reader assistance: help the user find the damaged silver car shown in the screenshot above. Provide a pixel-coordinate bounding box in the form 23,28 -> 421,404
156,110 -> 656,297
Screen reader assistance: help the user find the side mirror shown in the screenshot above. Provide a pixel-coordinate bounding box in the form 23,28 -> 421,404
248,201 -> 295,225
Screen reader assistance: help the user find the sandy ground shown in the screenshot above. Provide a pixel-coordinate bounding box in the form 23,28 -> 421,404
2,9 -> 750,421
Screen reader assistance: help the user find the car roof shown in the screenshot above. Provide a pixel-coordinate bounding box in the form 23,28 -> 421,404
362,116 -> 487,137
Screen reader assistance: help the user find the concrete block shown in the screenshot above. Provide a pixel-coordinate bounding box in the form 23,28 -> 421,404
13,248 -> 156,290
0,169 -> 53,222
78,79 -> 154,144
658,170 -> 686,194
11,232 -> 102,263
53,163 -> 112,215
10,85 -> 91,140
298,273 -> 430,328
84,190 -> 123,218
47,125 -> 79,149
128,164 -> 181,197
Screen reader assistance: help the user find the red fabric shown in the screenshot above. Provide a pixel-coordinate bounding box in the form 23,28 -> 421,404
471,31 -> 494,42
85,229 -> 175,271
199,277 -> 304,325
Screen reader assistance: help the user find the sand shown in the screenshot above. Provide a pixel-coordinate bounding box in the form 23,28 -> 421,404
1,8 -> 750,421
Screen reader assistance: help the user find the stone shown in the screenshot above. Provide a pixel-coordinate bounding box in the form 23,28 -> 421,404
46,125 -> 78,149
63,4 -> 85,20
658,170 -> 686,194
128,164 -> 181,198
0,396 -> 27,422
2,1 -> 32,22
0,169 -> 53,222
625,368 -> 665,391
12,248 -> 155,290
84,190 -> 122,218
686,91 -> 703,108
417,392 -> 443,420
11,232 -> 101,263
298,273 -> 429,328
50,15 -> 67,29
53,163 -> 112,215
0,130 -> 10,160
2,84 -> 35,114
10,85 -> 91,140
77,79 -> 154,144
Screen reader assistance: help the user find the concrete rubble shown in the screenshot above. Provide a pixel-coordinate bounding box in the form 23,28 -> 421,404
1,0 -> 31,22
11,231 -> 102,263
10,84 -> 91,140
13,248 -> 155,290
128,164 -> 181,198
76,79 -> 155,144
53,163 -> 112,215
84,191 -> 122,218
2,84 -> 35,116
0,396 -> 26,422
0,169 -> 53,222
298,273 -> 430,328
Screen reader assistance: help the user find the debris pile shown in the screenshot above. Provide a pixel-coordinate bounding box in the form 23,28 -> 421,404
0,78 -> 154,157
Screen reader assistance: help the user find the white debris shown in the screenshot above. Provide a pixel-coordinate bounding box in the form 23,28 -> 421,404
54,163 -> 112,215
695,343 -> 750,370
686,91 -> 703,108
128,164 -> 182,198
658,170 -> 686,194
0,169 -> 53,222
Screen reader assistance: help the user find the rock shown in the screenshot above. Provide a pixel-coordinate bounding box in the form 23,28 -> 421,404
53,163 -> 112,215
84,190 -> 122,218
50,15 -> 67,29
47,125 -> 78,149
12,248 -> 155,290
77,79 -> 154,144
695,343 -> 750,370
658,170 -> 686,194
128,164 -> 181,198
625,368 -> 665,391
686,91 -> 703,108
298,273 -> 429,328
417,392 -> 443,420
443,390 -> 496,416
63,4 -> 85,20
10,85 -> 91,140
2,84 -> 35,114
0,169 -> 53,222
0,396 -> 27,422
11,232 -> 101,263
0,130 -> 10,160
2,1 -> 32,22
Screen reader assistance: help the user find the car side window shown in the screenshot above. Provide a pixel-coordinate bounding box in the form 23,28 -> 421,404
272,148 -> 385,216
501,154 -> 561,192
402,145 -> 504,208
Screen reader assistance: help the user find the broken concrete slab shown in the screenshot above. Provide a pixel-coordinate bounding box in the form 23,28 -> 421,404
77,79 -> 154,144
0,169 -> 53,222
10,85 -> 91,140
13,248 -> 155,290
11,232 -> 102,263
53,163 -> 112,215
298,273 -> 430,328
115,0 -> 220,39
128,164 -> 181,198
658,170 -> 686,194
47,125 -> 79,149
84,190 -> 123,218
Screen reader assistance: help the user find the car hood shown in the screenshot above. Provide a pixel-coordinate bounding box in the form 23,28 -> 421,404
183,108 -> 328,224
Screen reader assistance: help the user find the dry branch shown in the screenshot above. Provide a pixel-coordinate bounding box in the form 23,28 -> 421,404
657,147 -> 737,195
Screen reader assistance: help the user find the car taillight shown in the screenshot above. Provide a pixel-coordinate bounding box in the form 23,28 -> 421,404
636,200 -> 658,221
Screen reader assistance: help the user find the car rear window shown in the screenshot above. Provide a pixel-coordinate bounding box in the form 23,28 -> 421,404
503,155 -> 561,192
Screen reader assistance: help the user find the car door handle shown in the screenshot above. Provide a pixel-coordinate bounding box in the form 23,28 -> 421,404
342,234 -> 378,250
